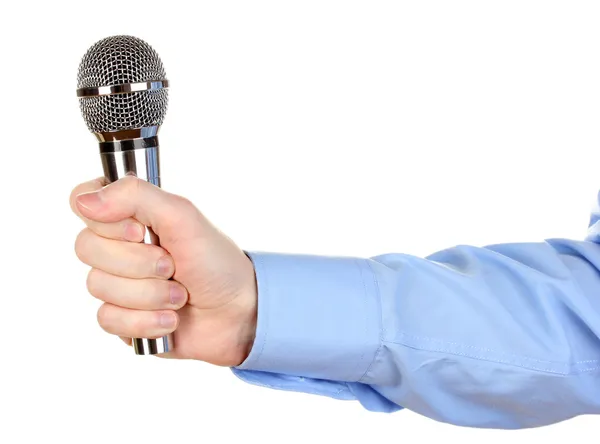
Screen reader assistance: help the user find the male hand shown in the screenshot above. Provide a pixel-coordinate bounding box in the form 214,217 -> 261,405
70,176 -> 257,366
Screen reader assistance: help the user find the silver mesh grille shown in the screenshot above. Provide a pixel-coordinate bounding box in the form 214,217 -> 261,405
77,35 -> 168,133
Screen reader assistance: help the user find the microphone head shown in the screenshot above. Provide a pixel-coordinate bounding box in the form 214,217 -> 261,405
76,35 -> 169,134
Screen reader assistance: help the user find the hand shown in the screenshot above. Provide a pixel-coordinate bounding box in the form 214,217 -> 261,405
70,176 -> 258,366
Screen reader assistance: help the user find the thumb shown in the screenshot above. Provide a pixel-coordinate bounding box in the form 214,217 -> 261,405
75,176 -> 197,238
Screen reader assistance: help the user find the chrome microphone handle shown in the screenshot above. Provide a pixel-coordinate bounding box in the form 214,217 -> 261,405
97,126 -> 173,355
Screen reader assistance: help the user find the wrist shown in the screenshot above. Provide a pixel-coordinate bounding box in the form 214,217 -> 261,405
229,254 -> 258,366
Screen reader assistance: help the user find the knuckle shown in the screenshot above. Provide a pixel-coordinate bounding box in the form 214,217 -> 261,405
174,194 -> 193,208
174,195 -> 199,217
166,194 -> 200,229
74,228 -> 93,263
96,305 -> 111,329
165,191 -> 191,212
86,269 -> 102,297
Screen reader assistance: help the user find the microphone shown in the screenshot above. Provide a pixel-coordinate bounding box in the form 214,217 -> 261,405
76,35 -> 172,356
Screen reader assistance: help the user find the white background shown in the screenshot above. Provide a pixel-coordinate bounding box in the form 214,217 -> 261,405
1,1 -> 599,442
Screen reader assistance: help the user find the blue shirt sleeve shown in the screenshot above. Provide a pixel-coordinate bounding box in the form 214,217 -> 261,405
232,208 -> 600,429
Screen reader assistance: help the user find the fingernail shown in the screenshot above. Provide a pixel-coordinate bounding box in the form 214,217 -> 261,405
159,312 -> 177,328
76,191 -> 103,212
169,283 -> 187,306
124,223 -> 143,242
156,256 -> 174,277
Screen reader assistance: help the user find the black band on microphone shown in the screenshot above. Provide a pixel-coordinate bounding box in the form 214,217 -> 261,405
99,136 -> 159,153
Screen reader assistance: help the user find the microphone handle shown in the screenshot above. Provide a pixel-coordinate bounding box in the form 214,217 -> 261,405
99,136 -> 173,355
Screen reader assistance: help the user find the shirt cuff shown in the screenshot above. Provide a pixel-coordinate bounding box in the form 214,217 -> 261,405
235,251 -> 382,382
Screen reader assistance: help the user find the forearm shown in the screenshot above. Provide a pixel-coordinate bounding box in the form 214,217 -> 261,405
233,239 -> 600,429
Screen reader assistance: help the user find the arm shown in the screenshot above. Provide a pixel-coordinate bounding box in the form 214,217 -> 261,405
69,176 -> 600,429
232,237 -> 600,429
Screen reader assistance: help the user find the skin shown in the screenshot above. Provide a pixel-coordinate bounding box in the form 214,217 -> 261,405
69,176 -> 258,367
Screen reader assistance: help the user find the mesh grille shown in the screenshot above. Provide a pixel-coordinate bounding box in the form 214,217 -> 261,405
77,35 -> 168,133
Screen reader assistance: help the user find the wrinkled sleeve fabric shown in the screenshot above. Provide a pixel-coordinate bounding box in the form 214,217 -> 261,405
232,217 -> 600,429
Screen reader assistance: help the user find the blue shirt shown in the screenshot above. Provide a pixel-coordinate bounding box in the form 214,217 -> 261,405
231,192 -> 600,429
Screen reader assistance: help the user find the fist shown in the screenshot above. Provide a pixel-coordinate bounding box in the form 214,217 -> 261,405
70,176 -> 257,366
